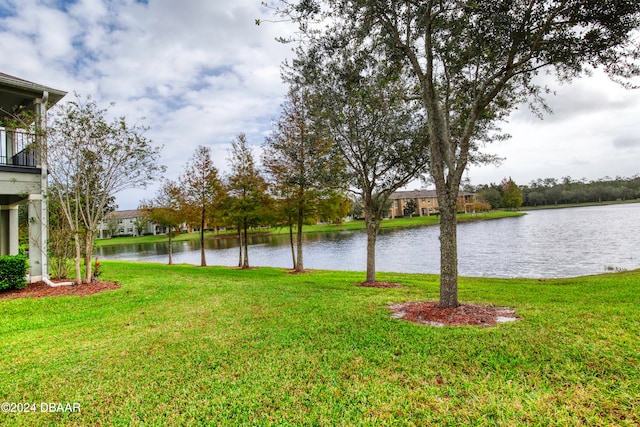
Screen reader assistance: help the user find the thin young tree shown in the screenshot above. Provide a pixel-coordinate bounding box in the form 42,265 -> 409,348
275,0 -> 640,307
140,179 -> 183,265
133,217 -> 149,237
270,184 -> 300,269
103,213 -> 121,238
46,94 -> 164,283
226,133 -> 270,269
179,145 -> 223,267
263,87 -> 344,272
47,184 -> 75,279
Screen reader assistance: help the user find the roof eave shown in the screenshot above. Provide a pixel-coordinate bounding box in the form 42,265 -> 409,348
0,72 -> 67,107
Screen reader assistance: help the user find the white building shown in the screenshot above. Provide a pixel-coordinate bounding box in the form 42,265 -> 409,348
98,209 -> 158,238
0,73 -> 66,282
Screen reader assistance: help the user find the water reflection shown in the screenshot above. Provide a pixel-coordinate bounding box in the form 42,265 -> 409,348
98,204 -> 640,278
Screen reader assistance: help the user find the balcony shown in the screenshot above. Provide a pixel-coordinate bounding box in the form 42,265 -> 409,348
0,127 -> 39,171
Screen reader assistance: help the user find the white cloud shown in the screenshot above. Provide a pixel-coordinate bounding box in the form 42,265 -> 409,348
468,69 -> 640,187
1,0 -> 638,206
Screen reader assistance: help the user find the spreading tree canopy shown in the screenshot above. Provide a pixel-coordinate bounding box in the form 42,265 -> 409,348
46,94 -> 164,283
272,0 -> 640,307
288,42 -> 428,283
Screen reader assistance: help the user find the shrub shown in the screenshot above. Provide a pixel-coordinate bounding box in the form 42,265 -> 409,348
0,254 -> 29,291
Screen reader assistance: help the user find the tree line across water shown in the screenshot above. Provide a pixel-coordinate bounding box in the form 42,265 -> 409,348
472,175 -> 640,209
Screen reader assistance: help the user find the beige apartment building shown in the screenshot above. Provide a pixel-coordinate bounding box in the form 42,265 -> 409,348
388,190 -> 476,218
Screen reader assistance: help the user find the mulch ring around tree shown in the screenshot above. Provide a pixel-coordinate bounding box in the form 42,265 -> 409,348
0,281 -> 121,300
285,269 -> 314,274
389,301 -> 520,327
355,281 -> 403,288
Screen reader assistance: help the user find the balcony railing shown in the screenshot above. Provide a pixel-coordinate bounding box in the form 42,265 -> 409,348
0,127 -> 38,168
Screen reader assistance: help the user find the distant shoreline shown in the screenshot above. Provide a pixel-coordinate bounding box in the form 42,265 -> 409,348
520,199 -> 640,211
95,211 -> 525,248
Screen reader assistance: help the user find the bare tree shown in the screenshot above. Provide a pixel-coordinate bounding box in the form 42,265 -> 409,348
47,184 -> 75,279
46,94 -> 164,283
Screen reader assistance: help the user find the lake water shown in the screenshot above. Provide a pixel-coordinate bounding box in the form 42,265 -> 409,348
97,204 -> 640,278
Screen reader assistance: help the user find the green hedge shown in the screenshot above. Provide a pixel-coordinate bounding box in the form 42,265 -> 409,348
0,254 -> 29,291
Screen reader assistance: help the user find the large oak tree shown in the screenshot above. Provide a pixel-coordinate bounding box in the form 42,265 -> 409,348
274,0 -> 640,307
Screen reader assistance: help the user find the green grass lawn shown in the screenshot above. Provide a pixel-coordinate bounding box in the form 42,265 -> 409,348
96,211 -> 524,247
1,262 -> 638,426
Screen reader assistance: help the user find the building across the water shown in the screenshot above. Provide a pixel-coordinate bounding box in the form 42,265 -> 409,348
98,209 -> 193,238
98,209 -> 160,238
387,190 -> 476,217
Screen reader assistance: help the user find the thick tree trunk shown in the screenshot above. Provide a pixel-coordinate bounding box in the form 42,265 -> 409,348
364,209 -> 379,283
438,195 -> 459,308
200,230 -> 206,266
365,223 -> 377,283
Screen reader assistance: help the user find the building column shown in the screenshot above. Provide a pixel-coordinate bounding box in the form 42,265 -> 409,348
8,206 -> 19,255
0,208 -> 8,255
32,94 -> 49,281
0,206 -> 19,256
28,195 -> 47,282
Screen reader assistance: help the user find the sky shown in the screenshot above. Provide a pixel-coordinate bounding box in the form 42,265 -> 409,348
1,0 -> 638,209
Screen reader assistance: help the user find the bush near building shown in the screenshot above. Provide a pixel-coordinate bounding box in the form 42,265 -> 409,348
0,254 -> 29,291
